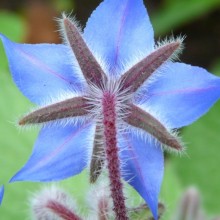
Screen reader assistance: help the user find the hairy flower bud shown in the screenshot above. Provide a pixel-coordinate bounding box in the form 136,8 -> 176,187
30,185 -> 81,220
87,180 -> 113,220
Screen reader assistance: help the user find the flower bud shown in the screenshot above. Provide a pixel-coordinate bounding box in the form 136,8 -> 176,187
30,185 -> 81,220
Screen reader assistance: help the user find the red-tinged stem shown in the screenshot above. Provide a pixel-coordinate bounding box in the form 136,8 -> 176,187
47,200 -> 82,220
102,92 -> 128,220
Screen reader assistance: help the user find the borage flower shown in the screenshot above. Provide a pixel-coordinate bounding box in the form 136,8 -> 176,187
1,0 -> 220,219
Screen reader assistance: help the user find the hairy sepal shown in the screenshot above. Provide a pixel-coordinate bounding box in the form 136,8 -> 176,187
61,15 -> 107,88
19,96 -> 90,125
124,104 -> 183,152
120,39 -> 183,93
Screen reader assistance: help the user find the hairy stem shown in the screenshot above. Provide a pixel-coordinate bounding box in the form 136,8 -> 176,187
102,92 -> 128,220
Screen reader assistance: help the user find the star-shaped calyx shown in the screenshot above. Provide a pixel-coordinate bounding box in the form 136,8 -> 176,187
19,16 -> 183,219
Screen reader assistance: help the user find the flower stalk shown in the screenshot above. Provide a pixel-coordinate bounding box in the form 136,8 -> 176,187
102,91 -> 128,220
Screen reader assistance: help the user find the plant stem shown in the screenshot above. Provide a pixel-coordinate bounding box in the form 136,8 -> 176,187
102,92 -> 128,220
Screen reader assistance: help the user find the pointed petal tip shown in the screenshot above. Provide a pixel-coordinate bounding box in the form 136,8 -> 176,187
0,33 -> 6,42
0,33 -> 9,41
0,185 -> 4,205
0,33 -> 18,51
150,202 -> 166,220
9,169 -> 30,183
9,175 -> 19,183
0,34 -> 14,52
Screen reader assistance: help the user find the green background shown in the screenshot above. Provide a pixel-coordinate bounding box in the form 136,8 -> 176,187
0,0 -> 220,219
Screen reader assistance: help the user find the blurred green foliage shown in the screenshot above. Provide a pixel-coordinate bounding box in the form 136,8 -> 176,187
0,12 -> 25,42
171,101 -> 220,215
152,0 -> 220,35
0,1 -> 220,219
53,0 -> 74,12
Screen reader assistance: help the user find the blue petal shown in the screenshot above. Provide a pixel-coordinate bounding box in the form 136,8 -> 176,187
10,122 -> 95,182
138,62 -> 220,128
84,0 -> 154,75
0,185 -> 4,205
0,34 -> 84,104
119,132 -> 164,220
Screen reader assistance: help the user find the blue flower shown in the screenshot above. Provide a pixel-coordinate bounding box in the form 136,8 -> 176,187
0,185 -> 4,205
1,0 -> 220,219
